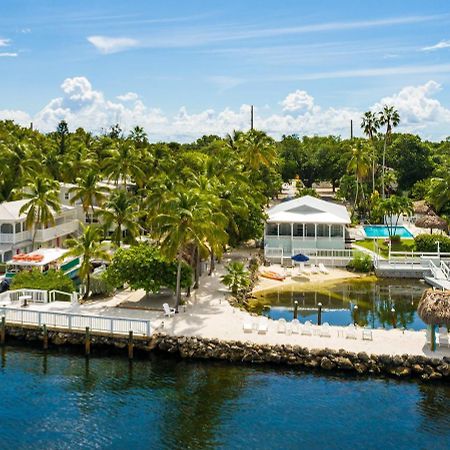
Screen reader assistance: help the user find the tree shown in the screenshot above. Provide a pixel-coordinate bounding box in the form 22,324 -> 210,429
347,142 -> 371,215
11,268 -> 75,293
236,129 -> 278,170
55,120 -> 69,156
98,190 -> 140,246
360,111 -> 380,193
379,105 -> 400,198
19,177 -> 61,248
221,261 -> 250,296
379,195 -> 413,238
105,243 -> 192,297
64,225 -> 110,299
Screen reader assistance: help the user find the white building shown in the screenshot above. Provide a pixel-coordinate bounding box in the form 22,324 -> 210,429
0,199 -> 79,263
264,196 -> 351,264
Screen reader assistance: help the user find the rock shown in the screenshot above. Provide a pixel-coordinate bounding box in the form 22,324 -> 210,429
335,357 -> 353,370
320,357 -> 335,370
357,352 -> 369,362
389,367 -> 411,377
437,364 -> 449,376
412,364 -> 424,374
354,363 -> 367,374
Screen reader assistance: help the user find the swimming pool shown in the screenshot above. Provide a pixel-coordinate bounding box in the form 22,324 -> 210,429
364,225 -> 413,238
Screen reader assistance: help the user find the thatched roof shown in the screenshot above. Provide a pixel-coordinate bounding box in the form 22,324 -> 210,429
415,213 -> 447,230
413,200 -> 431,215
418,289 -> 450,325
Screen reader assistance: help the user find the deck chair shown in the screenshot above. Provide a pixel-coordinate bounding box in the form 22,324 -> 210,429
310,264 -> 319,274
320,322 -> 331,337
362,328 -> 373,341
301,320 -> 313,336
243,320 -> 253,333
258,317 -> 269,334
163,303 -> 175,317
318,263 -> 329,274
439,327 -> 449,347
345,324 -> 357,339
291,318 -> 300,334
277,318 -> 287,333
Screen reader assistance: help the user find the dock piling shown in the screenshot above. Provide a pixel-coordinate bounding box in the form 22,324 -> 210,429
128,330 -> 134,360
42,324 -> 48,350
1,316 -> 5,345
85,327 -> 91,356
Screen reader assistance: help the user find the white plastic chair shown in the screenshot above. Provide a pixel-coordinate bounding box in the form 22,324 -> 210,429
277,318 -> 287,333
310,264 -> 319,274
345,324 -> 357,339
318,263 -> 329,274
163,303 -> 175,317
362,328 -> 373,341
291,318 -> 300,334
320,322 -> 331,337
301,320 -> 313,336
258,317 -> 269,334
439,327 -> 449,347
243,321 -> 253,333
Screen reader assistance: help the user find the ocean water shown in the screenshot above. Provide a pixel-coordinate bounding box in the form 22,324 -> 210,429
0,345 -> 449,449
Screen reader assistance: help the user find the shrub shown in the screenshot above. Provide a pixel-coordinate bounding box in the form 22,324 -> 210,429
414,234 -> 450,252
347,253 -> 373,273
90,271 -> 116,296
11,269 -> 75,293
390,234 -> 401,244
221,261 -> 250,296
296,187 -> 319,198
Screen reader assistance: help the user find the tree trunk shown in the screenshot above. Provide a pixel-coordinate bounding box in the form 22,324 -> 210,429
84,273 -> 90,300
91,204 -> 96,224
372,147 -> 376,194
209,249 -> 215,275
382,137 -> 387,199
175,255 -> 182,312
194,246 -> 200,289
32,225 -> 37,250
353,180 -> 359,216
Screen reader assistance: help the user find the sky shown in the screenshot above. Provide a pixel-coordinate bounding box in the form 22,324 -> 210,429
1,0 -> 450,142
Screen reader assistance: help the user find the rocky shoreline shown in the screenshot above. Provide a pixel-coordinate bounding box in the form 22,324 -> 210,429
3,325 -> 449,382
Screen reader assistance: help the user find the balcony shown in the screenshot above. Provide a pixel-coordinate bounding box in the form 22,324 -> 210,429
0,230 -> 32,244
35,220 -> 79,243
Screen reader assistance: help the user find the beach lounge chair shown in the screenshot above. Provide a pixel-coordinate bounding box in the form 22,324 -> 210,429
301,320 -> 313,336
362,328 -> 373,341
291,318 -> 300,334
345,324 -> 357,339
163,303 -> 175,317
320,322 -> 331,337
310,264 -> 319,274
258,317 -> 269,334
439,327 -> 449,347
318,263 -> 329,274
277,318 -> 287,333
300,262 -> 310,275
243,321 -> 253,333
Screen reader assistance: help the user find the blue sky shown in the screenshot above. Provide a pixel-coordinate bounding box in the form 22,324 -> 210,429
1,0 -> 450,141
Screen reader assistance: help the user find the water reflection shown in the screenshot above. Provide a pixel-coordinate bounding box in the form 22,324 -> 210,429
253,279 -> 427,330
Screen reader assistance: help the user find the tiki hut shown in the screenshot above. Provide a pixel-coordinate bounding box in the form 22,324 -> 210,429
415,213 -> 447,234
418,289 -> 450,326
413,200 -> 432,216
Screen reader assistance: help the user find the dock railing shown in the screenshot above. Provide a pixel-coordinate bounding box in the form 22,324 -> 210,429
0,306 -> 152,337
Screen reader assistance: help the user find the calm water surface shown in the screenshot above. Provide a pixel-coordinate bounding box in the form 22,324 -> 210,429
254,278 -> 427,330
0,346 -> 449,449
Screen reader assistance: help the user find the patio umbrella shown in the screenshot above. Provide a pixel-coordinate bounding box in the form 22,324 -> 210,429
291,253 -> 310,262
415,213 -> 447,234
418,289 -> 450,326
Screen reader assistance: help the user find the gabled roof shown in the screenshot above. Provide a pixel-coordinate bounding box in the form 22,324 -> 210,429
0,199 -> 74,222
267,195 -> 350,224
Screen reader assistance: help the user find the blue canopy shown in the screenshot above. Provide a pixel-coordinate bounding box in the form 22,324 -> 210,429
291,253 -> 309,262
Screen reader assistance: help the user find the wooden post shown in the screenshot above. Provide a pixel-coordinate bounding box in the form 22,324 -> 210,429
43,324 -> 48,350
250,105 -> 254,130
1,316 -> 5,345
318,302 -> 322,326
431,325 -> 436,352
128,330 -> 134,360
293,301 -> 298,319
85,326 -> 91,356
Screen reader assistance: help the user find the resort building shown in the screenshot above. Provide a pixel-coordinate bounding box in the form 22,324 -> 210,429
0,199 -> 79,263
264,195 -> 351,263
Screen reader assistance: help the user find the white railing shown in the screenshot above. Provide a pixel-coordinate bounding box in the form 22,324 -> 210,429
0,306 -> 152,337
0,230 -> 31,244
429,260 -> 440,278
48,290 -> 74,302
8,289 -> 49,303
440,260 -> 450,280
34,220 -> 79,243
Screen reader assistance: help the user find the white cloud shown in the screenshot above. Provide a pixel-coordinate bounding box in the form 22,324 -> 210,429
117,92 -> 139,101
0,52 -> 17,57
87,35 -> 139,54
207,76 -> 244,92
421,40 -> 450,51
281,90 -> 315,112
0,38 -> 10,47
1,77 -> 450,141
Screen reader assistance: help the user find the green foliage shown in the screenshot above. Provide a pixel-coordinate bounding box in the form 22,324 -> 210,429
106,243 -> 192,294
221,261 -> 250,296
11,269 -> 75,293
414,234 -> 450,253
347,253 -> 373,273
411,178 -> 432,200
90,271 -> 116,296
390,234 -> 401,244
296,187 -> 319,198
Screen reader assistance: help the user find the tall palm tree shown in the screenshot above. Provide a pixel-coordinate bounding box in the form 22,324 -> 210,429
379,105 -> 400,198
98,190 -> 140,246
129,126 -> 148,147
19,177 -> 61,248
69,171 -> 110,221
360,111 -> 380,193
65,225 -> 110,299
347,143 -> 372,215
236,130 -> 278,170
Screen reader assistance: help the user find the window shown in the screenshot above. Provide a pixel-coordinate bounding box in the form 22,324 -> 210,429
305,224 -> 315,237
330,225 -> 343,237
279,223 -> 291,236
317,224 -> 329,237
293,223 -> 303,237
64,192 -> 70,200
266,224 -> 278,236
15,223 -> 21,233
0,223 -> 13,234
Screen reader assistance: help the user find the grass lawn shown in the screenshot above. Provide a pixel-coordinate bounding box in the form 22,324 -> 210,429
355,239 -> 416,258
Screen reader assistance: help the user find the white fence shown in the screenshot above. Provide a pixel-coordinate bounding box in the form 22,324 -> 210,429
0,306 -> 152,337
265,247 -> 354,267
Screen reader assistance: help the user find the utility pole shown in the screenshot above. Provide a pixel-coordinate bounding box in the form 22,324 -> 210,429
250,105 -> 254,130
350,120 -> 353,139
30,122 -> 33,131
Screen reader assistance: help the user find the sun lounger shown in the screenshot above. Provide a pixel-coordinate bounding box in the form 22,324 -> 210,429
277,318 -> 287,333
258,317 -> 269,334
439,327 -> 449,347
301,320 -> 313,336
243,321 -> 253,333
318,263 -> 329,274
163,303 -> 176,317
345,324 -> 357,339
362,328 -> 373,341
291,318 -> 300,334
310,264 -> 319,274
320,322 -> 331,337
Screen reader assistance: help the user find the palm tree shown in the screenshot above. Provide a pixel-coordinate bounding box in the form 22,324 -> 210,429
129,126 -> 148,147
65,225 -> 110,299
379,195 -> 413,238
221,261 -> 250,296
360,111 -> 380,193
236,130 -> 278,170
379,105 -> 400,198
19,177 -> 61,248
98,190 -> 140,246
427,170 -> 450,213
347,143 -> 372,215
69,171 -> 110,221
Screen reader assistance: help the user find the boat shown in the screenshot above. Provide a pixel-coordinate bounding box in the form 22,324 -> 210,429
260,270 -> 286,281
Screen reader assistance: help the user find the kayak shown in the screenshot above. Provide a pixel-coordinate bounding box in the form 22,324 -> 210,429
260,271 -> 285,281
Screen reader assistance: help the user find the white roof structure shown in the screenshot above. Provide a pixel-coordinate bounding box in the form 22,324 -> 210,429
267,196 -> 351,225
6,248 -> 69,267
0,199 -> 74,221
